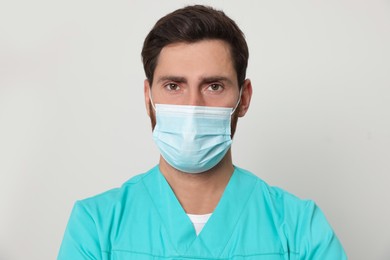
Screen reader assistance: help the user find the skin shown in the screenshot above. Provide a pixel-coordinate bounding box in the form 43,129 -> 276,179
144,39 -> 252,214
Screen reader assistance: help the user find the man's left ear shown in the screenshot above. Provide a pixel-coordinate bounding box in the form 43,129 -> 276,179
238,79 -> 253,117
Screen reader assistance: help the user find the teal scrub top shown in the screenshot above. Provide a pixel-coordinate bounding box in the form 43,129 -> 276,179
58,166 -> 347,259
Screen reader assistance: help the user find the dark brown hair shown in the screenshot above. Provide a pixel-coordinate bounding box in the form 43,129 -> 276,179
141,5 -> 249,86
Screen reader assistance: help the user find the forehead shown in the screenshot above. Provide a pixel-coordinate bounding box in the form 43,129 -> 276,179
154,39 -> 236,80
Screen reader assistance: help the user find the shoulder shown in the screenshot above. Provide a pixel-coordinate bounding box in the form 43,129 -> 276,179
235,165 -> 311,208
234,166 -> 346,258
75,166 -> 158,214
234,166 -> 320,227
58,167 -> 159,259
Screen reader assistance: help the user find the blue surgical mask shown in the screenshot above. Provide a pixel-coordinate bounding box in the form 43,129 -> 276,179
150,91 -> 241,174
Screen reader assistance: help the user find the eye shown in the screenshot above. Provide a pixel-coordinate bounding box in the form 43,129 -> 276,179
164,83 -> 180,91
207,83 -> 223,92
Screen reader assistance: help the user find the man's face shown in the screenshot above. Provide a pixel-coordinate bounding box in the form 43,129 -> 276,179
144,39 -> 251,135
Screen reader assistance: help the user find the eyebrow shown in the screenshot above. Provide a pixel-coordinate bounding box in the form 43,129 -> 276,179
156,76 -> 187,84
156,76 -> 234,85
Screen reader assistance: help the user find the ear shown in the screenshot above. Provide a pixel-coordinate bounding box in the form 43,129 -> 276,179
144,79 -> 151,117
238,79 -> 253,117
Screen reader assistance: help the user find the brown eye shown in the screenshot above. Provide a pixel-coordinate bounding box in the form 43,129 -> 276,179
208,84 -> 223,92
165,83 -> 180,91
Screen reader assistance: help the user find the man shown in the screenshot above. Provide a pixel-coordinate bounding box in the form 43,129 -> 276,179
58,5 -> 346,259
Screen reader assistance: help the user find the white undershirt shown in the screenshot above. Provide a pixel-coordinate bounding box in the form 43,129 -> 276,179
187,213 -> 212,236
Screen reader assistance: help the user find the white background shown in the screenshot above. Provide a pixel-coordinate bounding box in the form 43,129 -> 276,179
1,0 -> 389,259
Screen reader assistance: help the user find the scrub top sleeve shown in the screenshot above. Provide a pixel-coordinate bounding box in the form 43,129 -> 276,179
57,201 -> 102,260
298,201 -> 347,260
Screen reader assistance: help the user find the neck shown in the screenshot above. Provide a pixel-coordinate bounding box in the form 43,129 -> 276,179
159,150 -> 234,215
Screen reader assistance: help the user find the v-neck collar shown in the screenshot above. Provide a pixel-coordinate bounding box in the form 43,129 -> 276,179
142,165 -> 258,258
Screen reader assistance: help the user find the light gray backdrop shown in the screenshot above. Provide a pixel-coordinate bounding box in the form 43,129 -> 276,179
0,0 -> 389,259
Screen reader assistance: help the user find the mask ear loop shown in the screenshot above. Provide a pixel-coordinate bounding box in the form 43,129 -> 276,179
149,87 -> 156,111
230,87 -> 243,115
